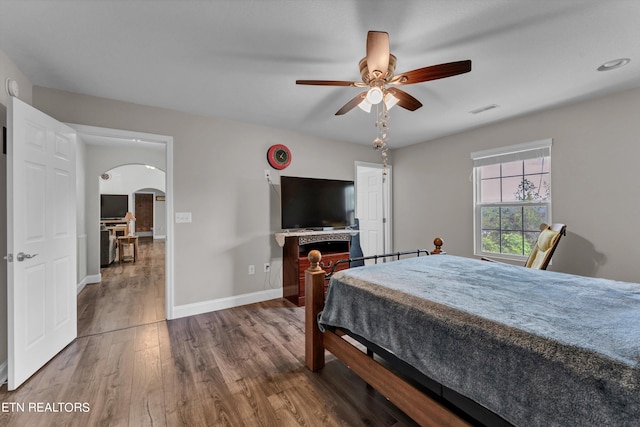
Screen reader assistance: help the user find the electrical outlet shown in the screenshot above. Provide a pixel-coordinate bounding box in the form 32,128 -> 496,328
248,265 -> 255,275
264,263 -> 270,273
264,169 -> 271,180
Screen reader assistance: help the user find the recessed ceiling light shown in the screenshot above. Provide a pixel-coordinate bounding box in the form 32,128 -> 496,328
597,58 -> 630,71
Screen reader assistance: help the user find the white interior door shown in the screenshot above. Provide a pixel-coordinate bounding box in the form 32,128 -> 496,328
7,96 -> 77,390
356,163 -> 391,263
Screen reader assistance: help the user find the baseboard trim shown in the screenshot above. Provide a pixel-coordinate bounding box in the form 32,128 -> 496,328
172,288 -> 283,319
77,273 -> 101,294
0,360 -> 7,386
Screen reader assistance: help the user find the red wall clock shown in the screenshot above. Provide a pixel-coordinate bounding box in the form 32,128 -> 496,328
267,144 -> 292,170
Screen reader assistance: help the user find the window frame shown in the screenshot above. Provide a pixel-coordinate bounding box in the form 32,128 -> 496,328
471,139 -> 553,261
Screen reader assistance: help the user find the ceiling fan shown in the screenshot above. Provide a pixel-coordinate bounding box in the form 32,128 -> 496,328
296,31 -> 472,115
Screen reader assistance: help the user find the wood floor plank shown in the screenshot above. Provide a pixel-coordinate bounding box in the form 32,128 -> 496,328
232,376 -> 282,426
95,342 -> 134,425
129,346 -> 166,427
134,322 -> 160,352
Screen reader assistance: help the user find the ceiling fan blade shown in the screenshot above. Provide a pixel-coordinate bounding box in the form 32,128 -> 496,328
335,92 -> 367,115
366,31 -> 390,79
390,60 -> 472,85
387,88 -> 423,111
296,80 -> 360,87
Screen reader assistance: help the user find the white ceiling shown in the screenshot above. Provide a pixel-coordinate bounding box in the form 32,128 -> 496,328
1,0 -> 639,148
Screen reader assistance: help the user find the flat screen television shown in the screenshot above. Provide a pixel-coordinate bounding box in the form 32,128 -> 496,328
100,194 -> 128,219
280,176 -> 354,230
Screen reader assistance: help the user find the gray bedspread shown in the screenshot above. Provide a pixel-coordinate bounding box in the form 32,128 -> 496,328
319,255 -> 640,427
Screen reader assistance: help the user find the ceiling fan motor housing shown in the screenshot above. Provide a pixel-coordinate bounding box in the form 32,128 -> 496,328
359,55 -> 397,84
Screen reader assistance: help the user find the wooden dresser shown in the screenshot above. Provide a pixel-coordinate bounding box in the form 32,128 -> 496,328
277,230 -> 354,306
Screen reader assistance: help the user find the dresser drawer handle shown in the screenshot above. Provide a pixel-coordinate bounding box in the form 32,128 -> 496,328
320,260 -> 333,269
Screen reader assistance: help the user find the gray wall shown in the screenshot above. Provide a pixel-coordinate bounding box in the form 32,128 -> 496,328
393,87 -> 640,283
33,86 -> 383,307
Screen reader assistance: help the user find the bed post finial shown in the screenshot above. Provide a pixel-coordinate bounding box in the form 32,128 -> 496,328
305,249 -> 326,371
308,249 -> 322,271
432,237 -> 443,254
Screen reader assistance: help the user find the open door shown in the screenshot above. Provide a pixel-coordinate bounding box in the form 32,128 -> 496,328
355,163 -> 392,263
7,96 -> 77,390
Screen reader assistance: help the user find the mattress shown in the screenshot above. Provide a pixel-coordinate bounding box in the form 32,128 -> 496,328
319,255 -> 640,427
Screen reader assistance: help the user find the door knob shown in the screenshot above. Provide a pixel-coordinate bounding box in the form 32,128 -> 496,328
16,252 -> 38,262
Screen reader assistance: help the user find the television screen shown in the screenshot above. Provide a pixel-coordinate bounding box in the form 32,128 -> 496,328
100,194 -> 128,219
281,176 -> 354,230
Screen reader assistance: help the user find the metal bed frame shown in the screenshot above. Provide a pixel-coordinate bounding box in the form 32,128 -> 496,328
326,248 -> 431,278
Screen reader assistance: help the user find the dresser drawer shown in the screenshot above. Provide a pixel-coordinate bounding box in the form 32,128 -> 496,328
282,233 -> 352,307
298,252 -> 349,298
298,251 -> 350,276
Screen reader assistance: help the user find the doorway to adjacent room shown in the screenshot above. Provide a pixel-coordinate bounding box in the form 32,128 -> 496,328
355,162 -> 392,262
73,124 -> 174,338
135,193 -> 154,236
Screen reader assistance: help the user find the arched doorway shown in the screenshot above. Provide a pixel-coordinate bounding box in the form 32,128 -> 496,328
99,164 -> 166,238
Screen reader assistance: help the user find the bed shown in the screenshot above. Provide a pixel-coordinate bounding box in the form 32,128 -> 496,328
304,251 -> 640,427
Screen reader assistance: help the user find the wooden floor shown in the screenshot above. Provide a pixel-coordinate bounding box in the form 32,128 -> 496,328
0,239 -> 418,426
78,237 -> 166,337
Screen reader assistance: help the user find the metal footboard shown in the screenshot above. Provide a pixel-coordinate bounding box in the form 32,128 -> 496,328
326,249 -> 430,278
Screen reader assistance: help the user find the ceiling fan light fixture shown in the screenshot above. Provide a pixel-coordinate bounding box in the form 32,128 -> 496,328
383,92 -> 399,110
358,98 -> 373,113
366,87 -> 384,104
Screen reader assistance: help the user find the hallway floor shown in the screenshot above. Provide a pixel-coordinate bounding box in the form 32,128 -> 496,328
78,237 -> 165,337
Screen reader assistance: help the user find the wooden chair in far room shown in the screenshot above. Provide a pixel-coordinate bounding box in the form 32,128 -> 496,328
482,223 -> 567,270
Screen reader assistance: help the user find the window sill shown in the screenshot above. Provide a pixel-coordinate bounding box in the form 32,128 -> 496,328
475,252 -> 526,264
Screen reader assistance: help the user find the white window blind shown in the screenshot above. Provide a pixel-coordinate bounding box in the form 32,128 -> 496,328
471,139 -> 552,167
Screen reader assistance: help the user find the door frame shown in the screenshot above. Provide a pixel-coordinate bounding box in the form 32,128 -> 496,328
355,161 -> 393,254
70,124 -> 176,320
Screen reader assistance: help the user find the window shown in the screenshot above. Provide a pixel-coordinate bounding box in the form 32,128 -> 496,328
471,139 -> 552,259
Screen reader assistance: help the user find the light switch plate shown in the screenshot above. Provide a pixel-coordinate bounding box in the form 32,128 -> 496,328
175,212 -> 192,223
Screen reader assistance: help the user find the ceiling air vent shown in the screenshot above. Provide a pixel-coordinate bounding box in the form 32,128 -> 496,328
470,104 -> 499,114
100,173 -> 111,181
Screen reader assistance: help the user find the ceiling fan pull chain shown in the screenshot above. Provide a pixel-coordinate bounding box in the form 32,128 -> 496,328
372,102 -> 390,170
